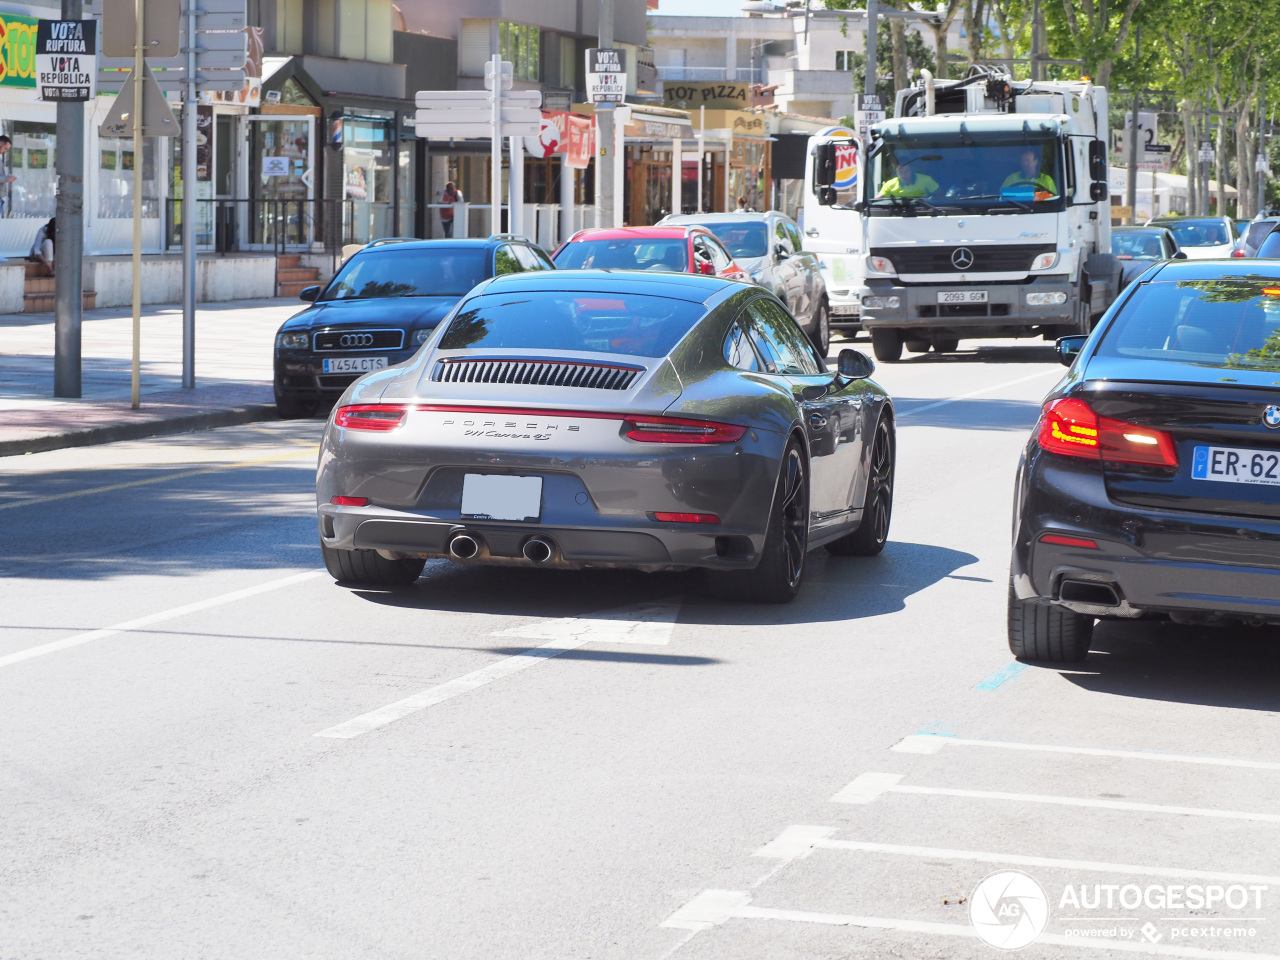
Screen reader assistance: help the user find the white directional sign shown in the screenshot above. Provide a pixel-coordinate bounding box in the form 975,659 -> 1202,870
92,0 -> 248,92
415,87 -> 542,138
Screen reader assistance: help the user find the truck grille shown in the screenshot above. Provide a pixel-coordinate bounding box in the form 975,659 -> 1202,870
314,328 -> 405,351
432,358 -> 643,390
873,244 -> 1056,274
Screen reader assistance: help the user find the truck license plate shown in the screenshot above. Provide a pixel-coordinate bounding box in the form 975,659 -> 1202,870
938,291 -> 988,304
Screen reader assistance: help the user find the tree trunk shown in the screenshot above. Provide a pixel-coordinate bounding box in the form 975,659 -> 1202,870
1215,117 -> 1228,218
890,17 -> 909,94
1237,106 -> 1252,217
1182,100 -> 1197,217
964,0 -> 985,70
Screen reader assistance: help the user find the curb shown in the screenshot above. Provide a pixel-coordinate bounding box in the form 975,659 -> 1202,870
0,403 -> 280,458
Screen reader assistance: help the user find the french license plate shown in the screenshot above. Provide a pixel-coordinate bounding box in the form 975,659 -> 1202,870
1192,445 -> 1280,486
322,356 -> 387,374
461,474 -> 543,522
938,290 -> 988,304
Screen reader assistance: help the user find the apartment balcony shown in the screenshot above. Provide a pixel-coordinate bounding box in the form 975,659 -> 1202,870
657,66 -> 764,83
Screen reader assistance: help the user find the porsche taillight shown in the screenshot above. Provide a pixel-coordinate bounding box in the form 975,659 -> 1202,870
622,415 -> 746,444
333,404 -> 409,431
1037,398 -> 1178,467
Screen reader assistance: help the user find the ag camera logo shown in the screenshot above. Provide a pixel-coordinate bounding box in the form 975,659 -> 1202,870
970,871 -> 1050,950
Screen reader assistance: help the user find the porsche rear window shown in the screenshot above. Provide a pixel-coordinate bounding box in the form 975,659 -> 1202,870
1097,279 -> 1280,370
438,292 -> 706,357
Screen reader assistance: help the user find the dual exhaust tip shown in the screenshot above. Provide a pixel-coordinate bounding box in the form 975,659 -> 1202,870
447,532 -> 556,564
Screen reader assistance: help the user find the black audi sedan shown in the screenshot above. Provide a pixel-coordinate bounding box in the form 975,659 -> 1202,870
273,236 -> 555,417
1010,259 -> 1280,662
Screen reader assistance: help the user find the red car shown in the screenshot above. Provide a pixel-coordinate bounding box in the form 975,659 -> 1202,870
551,226 -> 753,282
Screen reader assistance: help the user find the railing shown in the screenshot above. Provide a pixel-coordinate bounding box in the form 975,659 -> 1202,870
164,199 -> 410,256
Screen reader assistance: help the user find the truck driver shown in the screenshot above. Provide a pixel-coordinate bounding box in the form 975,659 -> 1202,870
1002,147 -> 1058,197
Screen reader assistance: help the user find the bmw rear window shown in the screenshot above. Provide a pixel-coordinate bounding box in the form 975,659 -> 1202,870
1097,279 -> 1280,370
438,292 -> 706,358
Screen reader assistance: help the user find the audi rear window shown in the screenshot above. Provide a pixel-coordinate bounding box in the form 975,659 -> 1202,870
320,248 -> 489,300
1097,279 -> 1280,370
438,292 -> 706,358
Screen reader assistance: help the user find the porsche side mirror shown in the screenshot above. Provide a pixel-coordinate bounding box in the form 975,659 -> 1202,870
838,348 -> 874,379
299,285 -> 320,302
1056,335 -> 1088,366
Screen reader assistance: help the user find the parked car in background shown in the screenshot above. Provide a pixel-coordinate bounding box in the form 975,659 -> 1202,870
1144,215 -> 1240,259
1110,225 -> 1186,288
273,235 -> 554,418
1240,217 -> 1280,257
657,211 -> 831,354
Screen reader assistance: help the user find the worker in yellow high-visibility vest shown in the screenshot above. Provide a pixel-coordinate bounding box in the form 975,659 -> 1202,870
878,156 -> 939,198
1002,147 -> 1058,198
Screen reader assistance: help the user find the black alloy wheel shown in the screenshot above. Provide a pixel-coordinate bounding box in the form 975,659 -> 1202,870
713,440 -> 809,603
810,298 -> 831,357
828,415 -> 894,556
870,328 -> 904,362
1007,580 -> 1093,663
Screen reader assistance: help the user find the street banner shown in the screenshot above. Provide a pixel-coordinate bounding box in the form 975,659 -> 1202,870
35,19 -> 96,101
854,93 -> 885,140
586,48 -> 625,104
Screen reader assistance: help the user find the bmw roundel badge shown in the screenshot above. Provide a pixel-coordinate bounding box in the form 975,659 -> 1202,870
1264,405 -> 1280,429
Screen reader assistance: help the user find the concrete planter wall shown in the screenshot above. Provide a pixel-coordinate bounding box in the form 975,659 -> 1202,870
0,263 -> 27,314
87,256 -> 278,309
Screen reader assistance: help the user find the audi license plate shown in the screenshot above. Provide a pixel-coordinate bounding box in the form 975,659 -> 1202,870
461,474 -> 543,522
937,290 -> 988,304
323,356 -> 387,374
1192,445 -> 1280,487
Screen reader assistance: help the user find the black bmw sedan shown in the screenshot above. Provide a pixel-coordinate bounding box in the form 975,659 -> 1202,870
273,236 -> 555,417
1010,259 -> 1280,662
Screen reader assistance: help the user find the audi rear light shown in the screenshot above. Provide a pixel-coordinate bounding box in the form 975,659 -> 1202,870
623,415 -> 747,444
1038,398 -> 1178,467
333,404 -> 409,431
652,512 -> 721,524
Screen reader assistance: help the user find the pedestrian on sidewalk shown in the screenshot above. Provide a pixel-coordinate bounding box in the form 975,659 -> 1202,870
440,181 -> 463,238
0,136 -> 17,217
29,218 -> 54,275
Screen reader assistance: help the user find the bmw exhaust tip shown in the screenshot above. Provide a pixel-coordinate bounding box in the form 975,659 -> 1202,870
522,538 -> 555,564
448,533 -> 480,560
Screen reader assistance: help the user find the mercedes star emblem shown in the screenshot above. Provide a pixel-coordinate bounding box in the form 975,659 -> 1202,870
1264,405 -> 1280,429
951,247 -> 975,270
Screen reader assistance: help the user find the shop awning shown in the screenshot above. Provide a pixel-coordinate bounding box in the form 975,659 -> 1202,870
622,109 -> 695,141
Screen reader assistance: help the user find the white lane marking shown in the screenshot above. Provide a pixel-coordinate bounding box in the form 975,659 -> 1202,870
0,570 -> 325,669
315,600 -> 683,739
892,733 -> 1280,771
661,891 -> 1280,958
753,825 -> 836,860
897,369 -> 1058,419
829,772 -> 903,803
490,599 -> 680,646
757,830 -> 1280,885
831,773 -> 1280,823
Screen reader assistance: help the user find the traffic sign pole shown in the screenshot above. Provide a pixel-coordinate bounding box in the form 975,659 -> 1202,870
131,0 -> 144,409
181,0 -> 196,388
490,54 -> 502,234
52,4 -> 88,398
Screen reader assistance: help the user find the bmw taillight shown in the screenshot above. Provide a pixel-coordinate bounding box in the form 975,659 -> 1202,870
333,404 -> 409,431
623,415 -> 746,444
1038,398 -> 1178,467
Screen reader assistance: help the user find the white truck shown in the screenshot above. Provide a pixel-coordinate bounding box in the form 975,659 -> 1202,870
809,67 -> 1118,361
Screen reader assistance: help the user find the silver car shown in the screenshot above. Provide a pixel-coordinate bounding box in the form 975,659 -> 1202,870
660,211 -> 831,355
316,270 -> 894,603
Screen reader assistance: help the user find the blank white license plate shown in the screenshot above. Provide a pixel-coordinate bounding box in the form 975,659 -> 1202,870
1191,445 -> 1280,486
323,356 -> 387,373
461,474 -> 543,522
938,290 -> 988,304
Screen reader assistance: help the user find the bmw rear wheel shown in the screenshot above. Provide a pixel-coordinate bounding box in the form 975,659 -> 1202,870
1007,581 -> 1093,663
827,415 -> 894,556
714,440 -> 809,603
870,328 -> 903,362
321,542 -> 425,585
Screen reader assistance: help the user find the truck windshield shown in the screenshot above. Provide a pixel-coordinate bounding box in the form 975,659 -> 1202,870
869,136 -> 1064,214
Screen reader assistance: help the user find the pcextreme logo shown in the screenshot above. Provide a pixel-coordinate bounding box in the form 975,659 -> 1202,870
0,14 -> 39,87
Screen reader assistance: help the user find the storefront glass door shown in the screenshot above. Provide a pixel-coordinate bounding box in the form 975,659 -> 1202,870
246,116 -> 314,249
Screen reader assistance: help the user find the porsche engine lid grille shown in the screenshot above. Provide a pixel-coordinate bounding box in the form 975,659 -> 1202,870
431,358 -> 642,390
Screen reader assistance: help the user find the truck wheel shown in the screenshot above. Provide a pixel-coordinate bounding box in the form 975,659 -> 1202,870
932,337 -> 959,353
904,338 -> 930,353
870,328 -> 903,362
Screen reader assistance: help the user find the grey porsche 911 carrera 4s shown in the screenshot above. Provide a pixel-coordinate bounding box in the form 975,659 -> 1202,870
315,270 -> 895,602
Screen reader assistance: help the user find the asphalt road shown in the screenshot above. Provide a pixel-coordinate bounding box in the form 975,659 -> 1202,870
3,338 -> 1279,960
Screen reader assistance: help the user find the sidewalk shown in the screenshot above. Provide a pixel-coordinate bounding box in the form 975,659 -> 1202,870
0,298 -> 303,456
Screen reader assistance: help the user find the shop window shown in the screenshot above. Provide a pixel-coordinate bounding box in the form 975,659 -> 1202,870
342,117 -> 394,243
500,22 -> 540,82
835,50 -> 856,71
99,139 -> 160,219
2,121 -> 56,219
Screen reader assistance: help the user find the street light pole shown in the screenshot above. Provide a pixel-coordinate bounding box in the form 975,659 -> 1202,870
864,0 -> 878,97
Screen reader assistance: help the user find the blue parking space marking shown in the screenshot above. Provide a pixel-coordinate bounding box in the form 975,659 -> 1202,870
973,661 -> 1028,690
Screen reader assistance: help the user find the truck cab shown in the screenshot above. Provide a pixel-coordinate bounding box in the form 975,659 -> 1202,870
813,69 -> 1116,361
